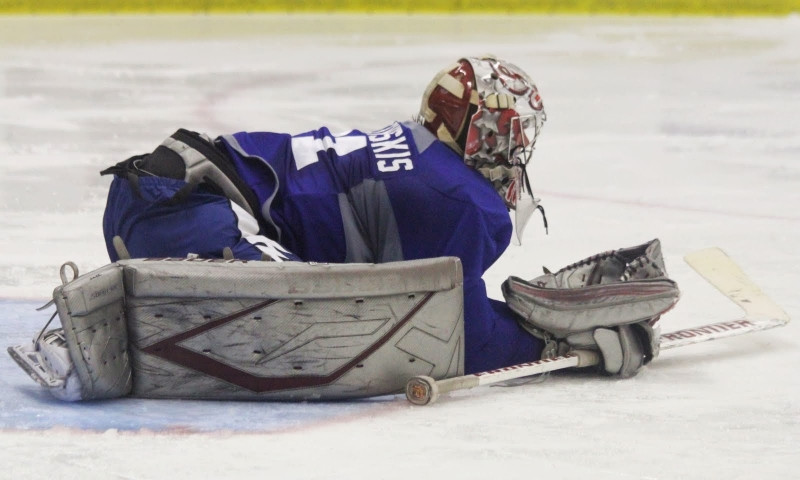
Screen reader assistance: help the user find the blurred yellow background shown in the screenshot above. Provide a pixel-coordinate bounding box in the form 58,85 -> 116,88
1,0 -> 798,15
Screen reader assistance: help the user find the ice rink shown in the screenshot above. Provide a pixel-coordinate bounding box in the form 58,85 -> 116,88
0,13 -> 798,479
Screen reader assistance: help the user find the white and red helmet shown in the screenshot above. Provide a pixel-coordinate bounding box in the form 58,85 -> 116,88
419,55 -> 547,242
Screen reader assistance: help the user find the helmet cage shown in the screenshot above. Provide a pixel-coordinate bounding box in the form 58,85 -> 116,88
465,56 -> 547,244
463,56 -> 546,209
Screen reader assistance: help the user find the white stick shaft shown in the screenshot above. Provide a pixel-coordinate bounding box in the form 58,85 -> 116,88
659,317 -> 787,350
434,350 -> 599,396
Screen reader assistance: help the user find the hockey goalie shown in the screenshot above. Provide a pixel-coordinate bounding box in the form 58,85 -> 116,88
9,55 -> 681,401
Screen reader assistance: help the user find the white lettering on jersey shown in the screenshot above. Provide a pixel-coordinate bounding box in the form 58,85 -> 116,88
292,133 -> 368,170
369,123 -> 414,172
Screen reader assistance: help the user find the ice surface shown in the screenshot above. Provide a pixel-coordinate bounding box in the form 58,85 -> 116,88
0,14 -> 798,479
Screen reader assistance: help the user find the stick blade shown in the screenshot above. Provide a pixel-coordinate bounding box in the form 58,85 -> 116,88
684,247 -> 789,324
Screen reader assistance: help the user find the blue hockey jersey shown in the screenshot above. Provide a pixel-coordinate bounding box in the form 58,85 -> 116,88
102,121 -> 542,374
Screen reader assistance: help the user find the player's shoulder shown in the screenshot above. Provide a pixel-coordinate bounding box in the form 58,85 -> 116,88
393,123 -> 506,210
399,121 -> 437,154
397,122 -> 475,177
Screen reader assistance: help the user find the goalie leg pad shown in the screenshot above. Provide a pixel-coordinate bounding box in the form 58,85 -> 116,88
122,257 -> 464,400
11,257 -> 464,401
53,263 -> 133,400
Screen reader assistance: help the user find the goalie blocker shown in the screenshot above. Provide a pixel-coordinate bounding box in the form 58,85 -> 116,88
9,257 -> 465,401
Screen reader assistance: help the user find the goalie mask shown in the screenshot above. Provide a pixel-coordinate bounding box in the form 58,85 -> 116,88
419,55 -> 548,243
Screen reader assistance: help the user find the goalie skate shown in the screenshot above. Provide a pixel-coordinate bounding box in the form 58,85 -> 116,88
8,329 -> 83,400
8,329 -> 70,388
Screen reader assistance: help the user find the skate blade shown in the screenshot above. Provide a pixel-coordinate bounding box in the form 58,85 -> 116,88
6,345 -> 65,388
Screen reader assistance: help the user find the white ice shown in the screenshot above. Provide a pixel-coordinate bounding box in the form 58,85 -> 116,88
0,14 -> 798,480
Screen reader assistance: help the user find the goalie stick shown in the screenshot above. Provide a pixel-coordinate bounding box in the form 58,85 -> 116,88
405,247 -> 791,406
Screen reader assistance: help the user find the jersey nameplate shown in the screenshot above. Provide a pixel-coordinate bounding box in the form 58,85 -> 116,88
369,123 -> 414,173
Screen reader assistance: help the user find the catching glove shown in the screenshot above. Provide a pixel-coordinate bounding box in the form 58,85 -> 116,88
502,239 -> 680,377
